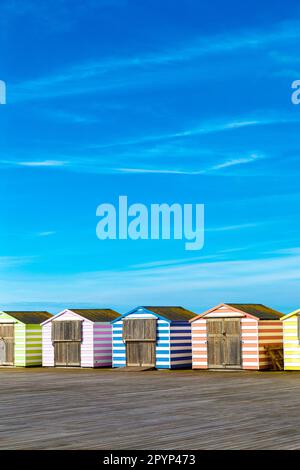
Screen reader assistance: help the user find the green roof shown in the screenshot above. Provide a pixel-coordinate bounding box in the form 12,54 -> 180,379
2,311 -> 53,324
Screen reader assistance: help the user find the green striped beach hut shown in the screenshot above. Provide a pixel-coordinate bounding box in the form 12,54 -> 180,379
0,311 -> 52,367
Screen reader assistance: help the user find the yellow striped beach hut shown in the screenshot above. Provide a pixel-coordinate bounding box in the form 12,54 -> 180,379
282,309 -> 300,370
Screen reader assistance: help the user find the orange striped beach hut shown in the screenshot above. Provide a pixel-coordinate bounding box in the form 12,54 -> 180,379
190,303 -> 283,370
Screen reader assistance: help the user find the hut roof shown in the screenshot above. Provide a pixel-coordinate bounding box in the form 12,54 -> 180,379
143,306 -> 196,321
2,311 -> 52,324
281,308 -> 300,321
112,306 -> 196,323
67,309 -> 120,322
190,303 -> 283,322
226,304 -> 283,320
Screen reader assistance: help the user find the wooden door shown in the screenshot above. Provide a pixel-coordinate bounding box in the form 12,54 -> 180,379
124,319 -> 156,367
54,342 -> 67,366
224,319 -> 241,368
54,342 -> 81,366
67,342 -> 81,366
140,342 -> 155,367
52,320 -> 82,367
126,342 -> 140,366
0,324 -> 14,366
207,319 -> 241,369
126,341 -> 155,367
0,339 -> 6,365
52,321 -> 82,342
123,319 -> 156,341
207,319 -> 224,368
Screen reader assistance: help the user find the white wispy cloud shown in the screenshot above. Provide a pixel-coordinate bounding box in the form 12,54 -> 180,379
10,20 -> 300,101
1,249 -> 299,311
209,153 -> 262,171
0,114 -> 272,175
0,256 -> 35,268
16,160 -> 68,167
118,152 -> 265,175
36,231 -> 56,237
44,109 -> 100,124
1,112 -> 297,175
129,253 -> 224,270
207,222 -> 263,232
90,115 -> 300,150
0,148 -> 267,176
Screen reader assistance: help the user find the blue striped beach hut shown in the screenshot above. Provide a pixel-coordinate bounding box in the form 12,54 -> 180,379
112,306 -> 196,369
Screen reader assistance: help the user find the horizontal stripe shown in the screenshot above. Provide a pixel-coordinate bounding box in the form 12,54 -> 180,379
241,326 -> 258,331
259,333 -> 283,337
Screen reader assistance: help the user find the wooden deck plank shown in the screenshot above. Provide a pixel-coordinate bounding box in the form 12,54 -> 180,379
0,368 -> 299,450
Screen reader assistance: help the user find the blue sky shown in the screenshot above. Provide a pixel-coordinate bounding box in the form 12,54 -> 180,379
1,0 -> 300,314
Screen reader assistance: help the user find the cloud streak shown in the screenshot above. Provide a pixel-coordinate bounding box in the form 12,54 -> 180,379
10,20 -> 300,102
36,231 -> 56,237
0,256 -> 35,268
0,249 -> 299,311
118,152 -> 265,175
14,160 -> 68,168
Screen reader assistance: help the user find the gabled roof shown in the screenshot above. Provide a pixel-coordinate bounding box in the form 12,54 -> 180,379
112,306 -> 196,323
226,304 -> 283,320
190,303 -> 283,322
282,308 -> 300,321
2,311 -> 52,324
41,308 -> 121,325
69,309 -> 120,322
143,306 -> 196,321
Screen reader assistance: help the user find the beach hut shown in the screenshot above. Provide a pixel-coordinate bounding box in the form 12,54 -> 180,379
112,306 -> 196,369
282,309 -> 300,370
190,303 -> 283,370
0,310 -> 52,367
41,308 -> 120,368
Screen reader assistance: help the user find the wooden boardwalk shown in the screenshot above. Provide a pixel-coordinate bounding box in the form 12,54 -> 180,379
0,368 -> 300,450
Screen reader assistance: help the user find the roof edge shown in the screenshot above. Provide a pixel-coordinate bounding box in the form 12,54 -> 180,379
190,303 -> 259,322
40,309 -> 91,326
282,309 -> 300,321
111,306 -> 171,324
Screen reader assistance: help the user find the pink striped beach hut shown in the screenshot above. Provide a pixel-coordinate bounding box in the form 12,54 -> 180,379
41,309 -> 120,368
190,303 -> 283,370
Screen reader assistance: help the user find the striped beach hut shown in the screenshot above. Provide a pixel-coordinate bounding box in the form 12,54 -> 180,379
41,308 -> 120,368
0,311 -> 52,367
112,306 -> 195,369
191,303 -> 283,370
282,309 -> 300,370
